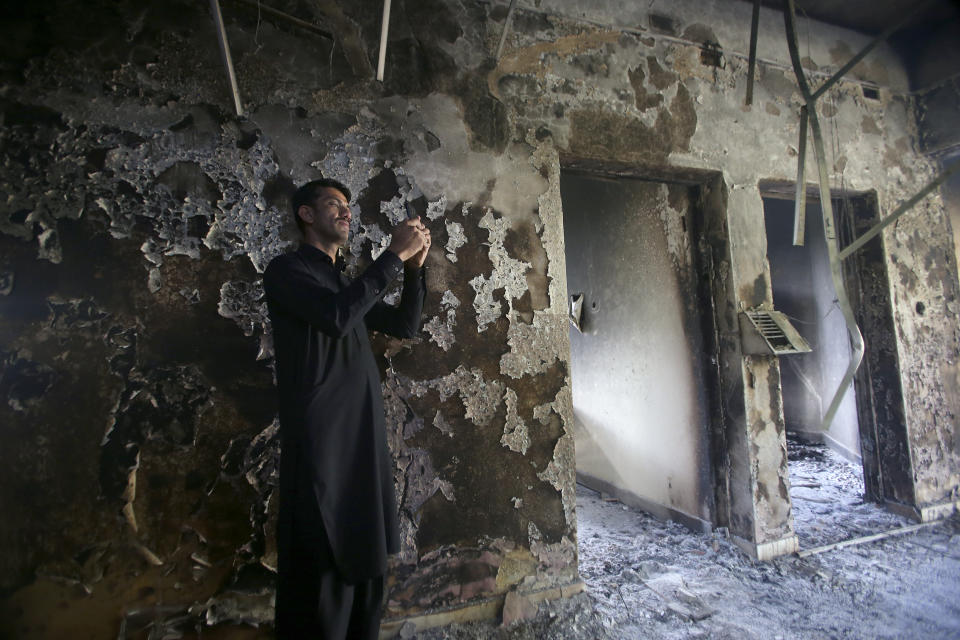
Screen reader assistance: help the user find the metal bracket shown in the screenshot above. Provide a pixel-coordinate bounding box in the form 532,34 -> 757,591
838,161 -> 960,261
792,106 -> 808,246
377,0 -> 393,81
569,293 -> 584,333
496,0 -> 519,61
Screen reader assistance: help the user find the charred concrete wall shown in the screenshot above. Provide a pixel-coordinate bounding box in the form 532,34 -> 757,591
1,0 -> 958,635
486,0 -> 958,550
0,1 -> 578,635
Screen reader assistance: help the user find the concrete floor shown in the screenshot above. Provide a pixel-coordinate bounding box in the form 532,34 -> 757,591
419,439 -> 960,639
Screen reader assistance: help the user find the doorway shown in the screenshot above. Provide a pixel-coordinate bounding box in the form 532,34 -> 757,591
560,170 -> 713,531
763,193 -> 913,547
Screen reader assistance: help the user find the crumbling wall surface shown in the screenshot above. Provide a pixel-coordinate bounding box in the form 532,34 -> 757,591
1,0 -> 958,635
0,0 -> 580,636
886,198 -> 960,508
486,0 -> 959,543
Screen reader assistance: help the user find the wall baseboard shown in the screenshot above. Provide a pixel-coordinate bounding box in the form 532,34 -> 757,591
576,472 -> 712,534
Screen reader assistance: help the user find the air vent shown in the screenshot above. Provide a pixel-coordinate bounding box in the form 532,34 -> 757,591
739,310 -> 812,356
649,14 -> 677,35
700,43 -> 723,68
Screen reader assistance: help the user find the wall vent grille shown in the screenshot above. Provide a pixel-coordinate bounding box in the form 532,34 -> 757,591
739,310 -> 812,356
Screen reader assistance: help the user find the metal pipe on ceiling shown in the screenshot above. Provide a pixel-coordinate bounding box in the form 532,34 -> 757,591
838,160 -> 960,261
792,105 -> 808,246
210,0 -> 244,117
745,0 -> 761,106
376,0 -> 393,82
496,0 -> 519,61
783,0 -> 864,434
809,0 -> 936,101
225,0 -> 333,40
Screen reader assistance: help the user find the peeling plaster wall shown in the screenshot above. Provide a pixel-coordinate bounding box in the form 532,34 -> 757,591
484,0 -> 959,538
0,0 -> 579,635
1,0 -> 959,634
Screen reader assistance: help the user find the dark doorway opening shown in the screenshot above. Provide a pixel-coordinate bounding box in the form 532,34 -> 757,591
764,198 -> 860,460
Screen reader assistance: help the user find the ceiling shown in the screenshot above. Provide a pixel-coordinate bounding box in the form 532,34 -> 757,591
764,0 -> 958,35
758,0 -> 960,89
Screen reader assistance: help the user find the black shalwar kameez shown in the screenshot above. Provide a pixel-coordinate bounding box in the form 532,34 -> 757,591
263,244 -> 425,638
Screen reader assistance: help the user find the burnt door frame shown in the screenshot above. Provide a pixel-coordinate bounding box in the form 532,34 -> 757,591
835,193 -> 916,509
758,181 -> 914,510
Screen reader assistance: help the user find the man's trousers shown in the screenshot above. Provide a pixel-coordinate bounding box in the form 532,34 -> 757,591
275,503 -> 385,639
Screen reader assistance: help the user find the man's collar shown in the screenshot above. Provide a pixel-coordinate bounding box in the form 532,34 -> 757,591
298,243 -> 346,271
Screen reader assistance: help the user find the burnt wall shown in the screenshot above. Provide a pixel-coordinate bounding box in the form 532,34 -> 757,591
2,0 -> 959,635
0,1 -> 578,636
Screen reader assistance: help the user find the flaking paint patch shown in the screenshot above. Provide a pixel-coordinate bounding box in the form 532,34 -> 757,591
388,546 -> 502,612
409,365 -> 505,427
382,193 -> 410,225
422,311 -> 457,352
500,388 -> 531,455
469,209 -> 531,332
445,220 -> 467,262
104,133 -> 288,274
422,283 -> 461,352
659,184 -> 692,270
382,370 -> 458,563
743,358 -> 792,540
426,194 -> 448,220
500,311 -> 567,379
530,142 -> 568,315
218,280 -> 272,360
526,521 -> 577,585
538,430 -> 577,531
433,410 -> 455,438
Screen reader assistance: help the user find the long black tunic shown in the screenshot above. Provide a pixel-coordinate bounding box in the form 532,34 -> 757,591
263,244 -> 425,584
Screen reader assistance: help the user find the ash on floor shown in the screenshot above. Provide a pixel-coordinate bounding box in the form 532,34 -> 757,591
786,435 -> 910,550
416,485 -> 960,639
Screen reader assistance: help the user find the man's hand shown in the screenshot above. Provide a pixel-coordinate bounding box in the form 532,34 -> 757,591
388,217 -> 430,265
410,219 -> 431,268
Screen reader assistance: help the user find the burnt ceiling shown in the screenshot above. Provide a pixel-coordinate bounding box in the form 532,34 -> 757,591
757,0 -> 960,89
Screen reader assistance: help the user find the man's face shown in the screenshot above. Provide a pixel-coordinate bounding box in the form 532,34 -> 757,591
304,187 -> 351,246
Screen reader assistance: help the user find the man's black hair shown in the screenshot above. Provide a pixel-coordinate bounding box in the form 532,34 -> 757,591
291,178 -> 352,233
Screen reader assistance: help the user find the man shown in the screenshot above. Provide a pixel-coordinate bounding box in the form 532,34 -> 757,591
263,178 -> 430,638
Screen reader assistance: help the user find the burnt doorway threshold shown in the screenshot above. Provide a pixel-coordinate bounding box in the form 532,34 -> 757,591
787,433 -> 910,550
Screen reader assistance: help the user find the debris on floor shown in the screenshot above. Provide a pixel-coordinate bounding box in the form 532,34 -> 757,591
786,435 -> 911,550
417,481 -> 960,639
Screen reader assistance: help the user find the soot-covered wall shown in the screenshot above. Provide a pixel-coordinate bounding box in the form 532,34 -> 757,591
2,0 -> 959,635
0,1 -> 579,636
